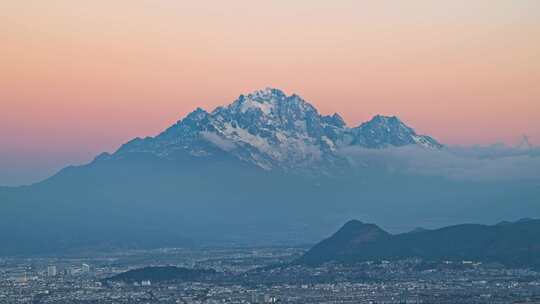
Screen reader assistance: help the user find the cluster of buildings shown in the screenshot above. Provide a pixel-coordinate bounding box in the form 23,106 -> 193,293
1,248 -> 540,303
46,263 -> 90,277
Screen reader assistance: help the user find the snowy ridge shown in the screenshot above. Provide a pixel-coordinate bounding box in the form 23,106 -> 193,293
113,88 -> 443,171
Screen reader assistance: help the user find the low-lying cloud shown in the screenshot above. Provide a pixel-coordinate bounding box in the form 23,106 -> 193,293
339,145 -> 540,181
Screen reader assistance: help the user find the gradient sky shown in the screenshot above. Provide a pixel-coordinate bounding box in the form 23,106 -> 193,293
1,0 -> 539,186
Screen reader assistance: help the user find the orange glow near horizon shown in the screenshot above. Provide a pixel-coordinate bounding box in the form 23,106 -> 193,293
1,0 -> 539,184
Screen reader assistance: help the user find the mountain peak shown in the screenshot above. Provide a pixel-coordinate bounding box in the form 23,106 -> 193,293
335,220 -> 389,243
352,114 -> 442,149
363,114 -> 408,129
222,87 -> 318,118
247,87 -> 287,100
341,219 -> 365,229
322,113 -> 346,128
372,114 -> 400,121
297,220 -> 390,265
113,88 -> 443,171
185,107 -> 209,121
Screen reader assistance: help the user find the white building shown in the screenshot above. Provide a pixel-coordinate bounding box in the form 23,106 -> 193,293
47,265 -> 57,277
82,263 -> 90,273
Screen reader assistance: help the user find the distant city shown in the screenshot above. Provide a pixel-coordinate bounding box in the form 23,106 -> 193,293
2,246 -> 540,304
2,218 -> 540,303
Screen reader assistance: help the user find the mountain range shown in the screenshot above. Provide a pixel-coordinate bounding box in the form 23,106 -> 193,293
0,88 -> 538,255
298,218 -> 540,269
106,88 -> 441,173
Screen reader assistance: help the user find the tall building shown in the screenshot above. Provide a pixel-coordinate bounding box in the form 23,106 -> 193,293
64,268 -> 75,276
82,263 -> 90,273
251,293 -> 265,303
47,265 -> 57,277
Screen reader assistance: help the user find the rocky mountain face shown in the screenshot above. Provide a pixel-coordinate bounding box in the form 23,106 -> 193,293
352,115 -> 442,149
109,88 -> 442,172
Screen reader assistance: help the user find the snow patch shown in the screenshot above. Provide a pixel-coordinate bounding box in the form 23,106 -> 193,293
240,98 -> 273,115
200,131 -> 237,151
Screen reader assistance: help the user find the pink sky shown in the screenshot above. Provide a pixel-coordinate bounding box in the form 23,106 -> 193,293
1,0 -> 539,185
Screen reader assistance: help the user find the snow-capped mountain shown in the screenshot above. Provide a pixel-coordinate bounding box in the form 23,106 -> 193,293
112,88 -> 442,171
351,115 -> 443,149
